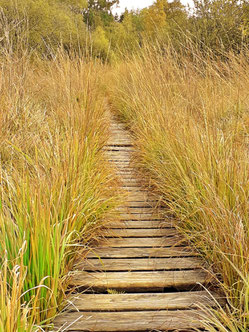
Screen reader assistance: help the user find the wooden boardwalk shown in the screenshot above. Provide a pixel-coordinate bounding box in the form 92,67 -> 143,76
54,121 -> 218,331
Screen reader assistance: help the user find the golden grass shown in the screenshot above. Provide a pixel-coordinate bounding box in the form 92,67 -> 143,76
0,52 -> 119,331
109,46 -> 249,330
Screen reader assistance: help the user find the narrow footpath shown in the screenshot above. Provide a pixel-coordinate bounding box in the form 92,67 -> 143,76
54,120 -> 219,331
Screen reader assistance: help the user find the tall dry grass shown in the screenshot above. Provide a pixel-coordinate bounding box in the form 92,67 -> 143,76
109,47 -> 249,330
0,51 -> 119,331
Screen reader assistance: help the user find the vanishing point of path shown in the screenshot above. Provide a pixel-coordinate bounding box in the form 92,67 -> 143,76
54,120 -> 219,331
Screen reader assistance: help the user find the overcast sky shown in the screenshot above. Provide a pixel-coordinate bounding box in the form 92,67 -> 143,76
112,0 -> 194,14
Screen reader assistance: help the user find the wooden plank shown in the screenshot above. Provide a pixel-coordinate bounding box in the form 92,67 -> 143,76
120,182 -> 144,186
120,185 -> 147,194
118,175 -> 143,180
119,180 -> 141,184
108,130 -> 130,135
106,149 -> 133,153
121,201 -> 161,207
108,138 -> 132,143
77,257 -> 202,271
106,142 -> 133,146
117,206 -> 160,213
126,192 -> 157,199
108,220 -> 174,228
119,208 -> 163,214
105,152 -> 133,156
85,247 -> 197,258
104,146 -> 134,151
107,138 -> 132,141
108,159 -> 133,163
54,310 -> 203,331
109,160 -> 131,163
104,228 -> 177,237
117,203 -> 159,209
107,158 -> 133,162
109,131 -> 131,136
109,131 -> 131,134
119,214 -> 165,221
119,214 -> 164,221
108,160 -> 132,163
100,236 -> 185,247
124,201 -> 162,207
125,193 -> 156,201
120,187 -> 149,192
65,291 -> 222,311
109,125 -> 127,130
105,151 -> 134,154
71,270 -> 209,290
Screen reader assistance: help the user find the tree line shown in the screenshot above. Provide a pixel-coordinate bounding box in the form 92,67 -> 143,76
0,0 -> 248,58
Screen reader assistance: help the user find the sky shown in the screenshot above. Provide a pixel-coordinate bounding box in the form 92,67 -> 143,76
112,0 -> 194,15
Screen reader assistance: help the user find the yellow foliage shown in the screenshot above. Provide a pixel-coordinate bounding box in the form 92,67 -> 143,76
0,0 -> 86,52
92,25 -> 110,58
141,0 -> 167,36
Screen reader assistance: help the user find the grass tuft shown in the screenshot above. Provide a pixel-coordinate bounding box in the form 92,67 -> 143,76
0,51 -> 119,330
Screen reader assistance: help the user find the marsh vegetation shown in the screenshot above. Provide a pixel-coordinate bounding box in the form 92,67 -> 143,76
0,0 -> 248,330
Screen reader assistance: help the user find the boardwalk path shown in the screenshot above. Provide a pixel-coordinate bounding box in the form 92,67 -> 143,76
54,120 -> 217,331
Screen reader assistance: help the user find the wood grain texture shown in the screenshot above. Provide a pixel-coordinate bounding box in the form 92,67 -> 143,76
54,310 -> 203,331
85,247 -> 198,258
77,257 -> 202,271
103,228 -> 177,237
107,220 -> 174,228
65,291 -> 222,311
100,236 -> 185,247
71,270 -> 209,289
119,214 -> 164,220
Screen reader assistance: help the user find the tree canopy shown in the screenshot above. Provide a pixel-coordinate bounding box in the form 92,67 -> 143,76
0,0 -> 248,57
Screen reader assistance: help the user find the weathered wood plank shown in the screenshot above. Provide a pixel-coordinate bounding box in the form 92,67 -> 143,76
105,149 -> 133,152
85,247 -> 197,258
71,270 -> 209,289
104,228 -> 177,237
109,160 -> 131,163
64,291 -> 222,311
121,201 -> 160,207
77,257 -> 202,271
119,213 -> 164,220
120,185 -> 147,194
109,131 -> 131,136
119,214 -> 164,220
115,171 -> 135,175
106,148 -> 133,152
117,206 -> 158,212
117,173 -> 141,182
108,141 -> 132,145
108,220 -> 174,228
100,236 -> 185,247
54,310 -> 204,331
118,208 -> 164,215
125,193 -> 157,201
109,132 -> 131,136
106,154 -> 133,158
120,182 -> 145,187
108,160 -> 133,164
106,151 -> 133,154
119,180 -> 141,184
